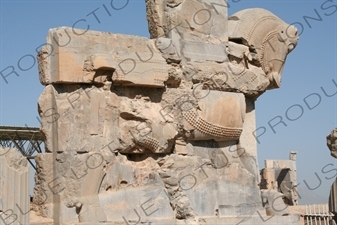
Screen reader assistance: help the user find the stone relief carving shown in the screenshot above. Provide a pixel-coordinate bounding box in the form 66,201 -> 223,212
33,2 -> 299,224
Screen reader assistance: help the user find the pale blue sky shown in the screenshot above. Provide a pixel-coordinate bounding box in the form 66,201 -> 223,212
0,0 -> 336,204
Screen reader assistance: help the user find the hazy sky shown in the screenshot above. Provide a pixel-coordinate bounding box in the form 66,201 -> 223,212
0,0 -> 336,204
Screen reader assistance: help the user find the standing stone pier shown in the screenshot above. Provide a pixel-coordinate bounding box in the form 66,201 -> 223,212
0,148 -> 29,225
33,1 -> 300,224
327,128 -> 337,223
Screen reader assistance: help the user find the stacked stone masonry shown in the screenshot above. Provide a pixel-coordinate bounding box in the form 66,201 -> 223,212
33,1 -> 299,224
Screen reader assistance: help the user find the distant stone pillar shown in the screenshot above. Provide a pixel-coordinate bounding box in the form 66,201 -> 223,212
329,178 -> 337,215
327,129 -> 337,221
0,148 -> 29,225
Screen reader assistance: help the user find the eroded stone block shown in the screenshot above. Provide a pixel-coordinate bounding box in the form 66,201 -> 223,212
0,148 -> 29,225
329,178 -> 337,214
261,190 -> 290,216
146,0 -> 228,63
260,152 -> 298,206
38,84 -> 178,154
327,128 -> 337,158
39,27 -> 168,87
181,91 -> 245,141
146,0 -> 228,42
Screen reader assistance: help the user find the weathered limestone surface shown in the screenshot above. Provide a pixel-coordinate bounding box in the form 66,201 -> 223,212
146,0 -> 228,63
329,178 -> 337,215
260,152 -> 299,206
38,27 -> 168,87
327,128 -> 337,220
228,8 -> 299,90
34,3 -> 299,225
261,189 -> 290,216
327,128 -> 337,158
0,148 -> 29,225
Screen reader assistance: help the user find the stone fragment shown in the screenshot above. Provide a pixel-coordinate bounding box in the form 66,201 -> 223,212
118,97 -> 178,154
158,150 -> 261,219
260,152 -> 298,206
32,153 -> 54,218
181,91 -> 245,142
228,8 -> 299,89
146,0 -> 228,41
183,60 -> 270,99
146,0 -> 228,63
327,128 -> 337,221
329,178 -> 337,215
155,37 -> 182,63
145,0 -> 165,39
261,189 -> 290,216
33,151 -> 113,224
38,27 -> 168,87
226,41 -> 252,60
38,84 -> 178,154
99,153 -> 175,221
0,148 -> 29,225
327,128 -> 337,158
180,41 -> 228,63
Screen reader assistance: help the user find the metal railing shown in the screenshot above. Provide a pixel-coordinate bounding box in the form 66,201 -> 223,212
304,204 -> 336,225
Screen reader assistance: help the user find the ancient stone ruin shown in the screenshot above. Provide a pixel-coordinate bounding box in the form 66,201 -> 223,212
0,148 -> 30,225
260,152 -> 299,216
327,128 -> 337,223
32,1 -> 300,224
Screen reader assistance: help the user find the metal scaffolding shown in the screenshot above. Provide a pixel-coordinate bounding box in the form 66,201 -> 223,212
0,126 -> 44,170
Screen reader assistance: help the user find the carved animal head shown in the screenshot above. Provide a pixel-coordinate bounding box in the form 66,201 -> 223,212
228,8 -> 299,89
